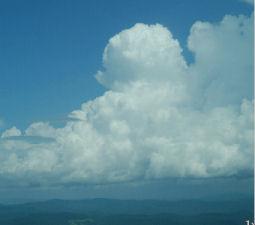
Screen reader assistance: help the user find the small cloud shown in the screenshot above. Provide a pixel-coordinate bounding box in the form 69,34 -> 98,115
1,126 -> 22,138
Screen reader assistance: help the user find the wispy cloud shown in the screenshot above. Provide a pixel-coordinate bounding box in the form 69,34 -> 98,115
241,0 -> 254,5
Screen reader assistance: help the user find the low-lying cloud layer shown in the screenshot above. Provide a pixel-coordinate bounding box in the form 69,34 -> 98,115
0,13 -> 253,187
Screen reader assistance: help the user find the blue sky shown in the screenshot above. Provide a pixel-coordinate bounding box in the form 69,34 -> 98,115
0,0 -> 252,130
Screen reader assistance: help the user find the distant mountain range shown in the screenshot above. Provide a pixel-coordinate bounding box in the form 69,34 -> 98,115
0,198 -> 253,225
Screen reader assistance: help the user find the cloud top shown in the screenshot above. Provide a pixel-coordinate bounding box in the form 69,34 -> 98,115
95,23 -> 187,90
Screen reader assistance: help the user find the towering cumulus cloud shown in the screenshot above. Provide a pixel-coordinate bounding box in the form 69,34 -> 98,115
0,14 -> 253,187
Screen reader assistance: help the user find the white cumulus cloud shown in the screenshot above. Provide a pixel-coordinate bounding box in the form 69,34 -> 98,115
95,23 -> 188,91
1,127 -> 22,138
0,14 -> 253,187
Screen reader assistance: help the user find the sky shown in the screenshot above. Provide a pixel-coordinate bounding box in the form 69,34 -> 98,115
0,0 -> 253,202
